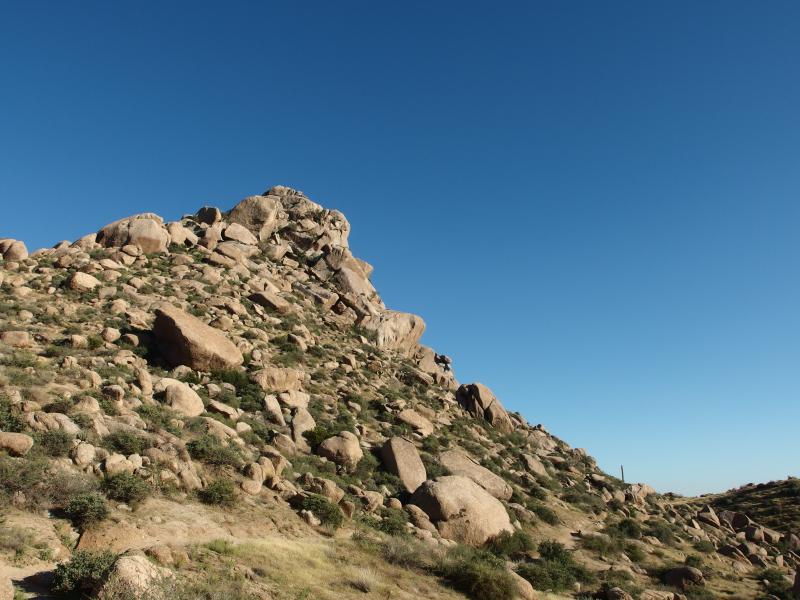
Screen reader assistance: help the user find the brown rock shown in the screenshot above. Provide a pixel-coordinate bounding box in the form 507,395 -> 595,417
96,213 -> 169,254
252,367 -> 303,393
250,291 -> 292,314
410,475 -> 513,546
317,431 -> 363,469
381,437 -> 427,493
439,450 -> 512,500
0,331 -> 31,347
662,566 -> 703,590
0,432 -> 34,456
67,271 -> 102,291
227,195 -> 279,240
0,239 -> 28,261
153,303 -> 243,371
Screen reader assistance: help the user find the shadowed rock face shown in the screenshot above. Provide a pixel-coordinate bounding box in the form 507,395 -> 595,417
456,382 -> 514,433
152,303 -> 243,371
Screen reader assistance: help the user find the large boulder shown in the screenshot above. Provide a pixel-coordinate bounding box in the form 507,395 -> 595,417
439,450 -> 512,500
97,552 -> 171,598
251,367 -> 304,393
317,431 -> 363,469
0,239 -> 28,261
96,213 -> 169,254
410,475 -> 513,546
67,271 -> 102,291
370,311 -> 426,356
456,383 -> 514,433
159,379 -> 205,418
227,195 -> 279,240
152,304 -> 243,371
0,432 -> 34,456
380,437 -> 427,493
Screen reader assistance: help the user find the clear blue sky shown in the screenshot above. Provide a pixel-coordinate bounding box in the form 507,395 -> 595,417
2,2 -> 798,495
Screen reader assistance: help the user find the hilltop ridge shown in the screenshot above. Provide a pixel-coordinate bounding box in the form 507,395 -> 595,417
0,186 -> 798,599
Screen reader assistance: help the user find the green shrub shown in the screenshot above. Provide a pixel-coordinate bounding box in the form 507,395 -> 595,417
102,473 -> 151,506
517,540 -> 595,593
187,435 -> 243,467
531,503 -> 559,525
37,430 -> 74,457
301,494 -> 343,528
368,508 -> 408,536
644,518 -> 677,545
135,404 -> 180,435
754,568 -> 793,600
487,529 -> 536,559
0,456 -> 49,506
198,479 -> 237,506
608,517 -> 642,539
0,396 -> 23,432
693,539 -> 715,553
582,533 -> 624,557
51,550 -> 117,595
64,492 -> 109,529
302,412 -> 355,450
102,431 -> 152,456
440,546 -> 517,600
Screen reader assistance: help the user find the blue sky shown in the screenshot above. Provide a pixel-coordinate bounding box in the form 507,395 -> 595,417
2,2 -> 798,495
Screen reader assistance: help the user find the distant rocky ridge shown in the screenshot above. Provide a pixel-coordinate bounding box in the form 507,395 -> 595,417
0,185 -> 797,600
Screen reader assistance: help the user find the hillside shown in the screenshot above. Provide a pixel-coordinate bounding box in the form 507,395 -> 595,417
692,479 -> 800,538
0,185 -> 798,600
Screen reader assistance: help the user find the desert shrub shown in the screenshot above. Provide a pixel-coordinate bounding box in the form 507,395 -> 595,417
51,550 -> 117,595
531,503 -> 559,525
693,539 -> 715,553
187,435 -> 243,467
37,430 -> 74,457
517,540 -> 595,592
644,518 -> 677,545
367,508 -> 408,536
102,431 -> 152,456
302,412 -> 355,450
44,398 -> 73,414
487,529 -> 536,559
420,453 -> 450,479
0,456 -> 49,506
754,568 -> 793,600
608,517 -> 642,539
562,487 -> 605,513
198,479 -> 237,506
439,546 -> 517,600
205,538 -> 236,555
301,494 -> 343,528
380,535 -> 436,570
582,533 -> 624,557
135,404 -> 180,435
0,396 -> 23,432
684,554 -> 704,569
64,492 -> 109,529
0,521 -> 35,556
102,473 -> 151,506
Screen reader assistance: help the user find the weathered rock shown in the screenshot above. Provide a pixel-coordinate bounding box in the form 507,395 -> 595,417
522,453 -> 549,478
439,450 -> 512,500
510,570 -> 536,600
98,552 -> 171,598
0,432 -> 34,456
0,331 -> 31,347
252,367 -> 303,393
161,379 -> 205,417
317,431 -> 363,469
153,303 -> 243,371
227,195 -> 279,240
396,408 -> 434,437
67,271 -> 102,291
456,383 -> 514,433
381,437 -> 427,493
371,311 -> 426,356
223,223 -> 258,245
96,214 -> 169,254
250,291 -> 292,314
0,238 -> 28,261
291,407 -> 316,450
410,475 -> 513,546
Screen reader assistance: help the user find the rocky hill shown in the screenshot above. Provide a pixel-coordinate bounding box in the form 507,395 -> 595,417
0,186 -> 798,600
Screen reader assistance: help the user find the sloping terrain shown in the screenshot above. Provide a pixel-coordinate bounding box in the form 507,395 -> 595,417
0,185 -> 798,600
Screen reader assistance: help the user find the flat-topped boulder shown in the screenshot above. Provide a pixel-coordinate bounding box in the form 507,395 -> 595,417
227,195 -> 279,240
152,303 -> 243,371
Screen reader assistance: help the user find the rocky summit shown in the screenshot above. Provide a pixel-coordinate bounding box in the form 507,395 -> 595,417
0,185 -> 797,600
